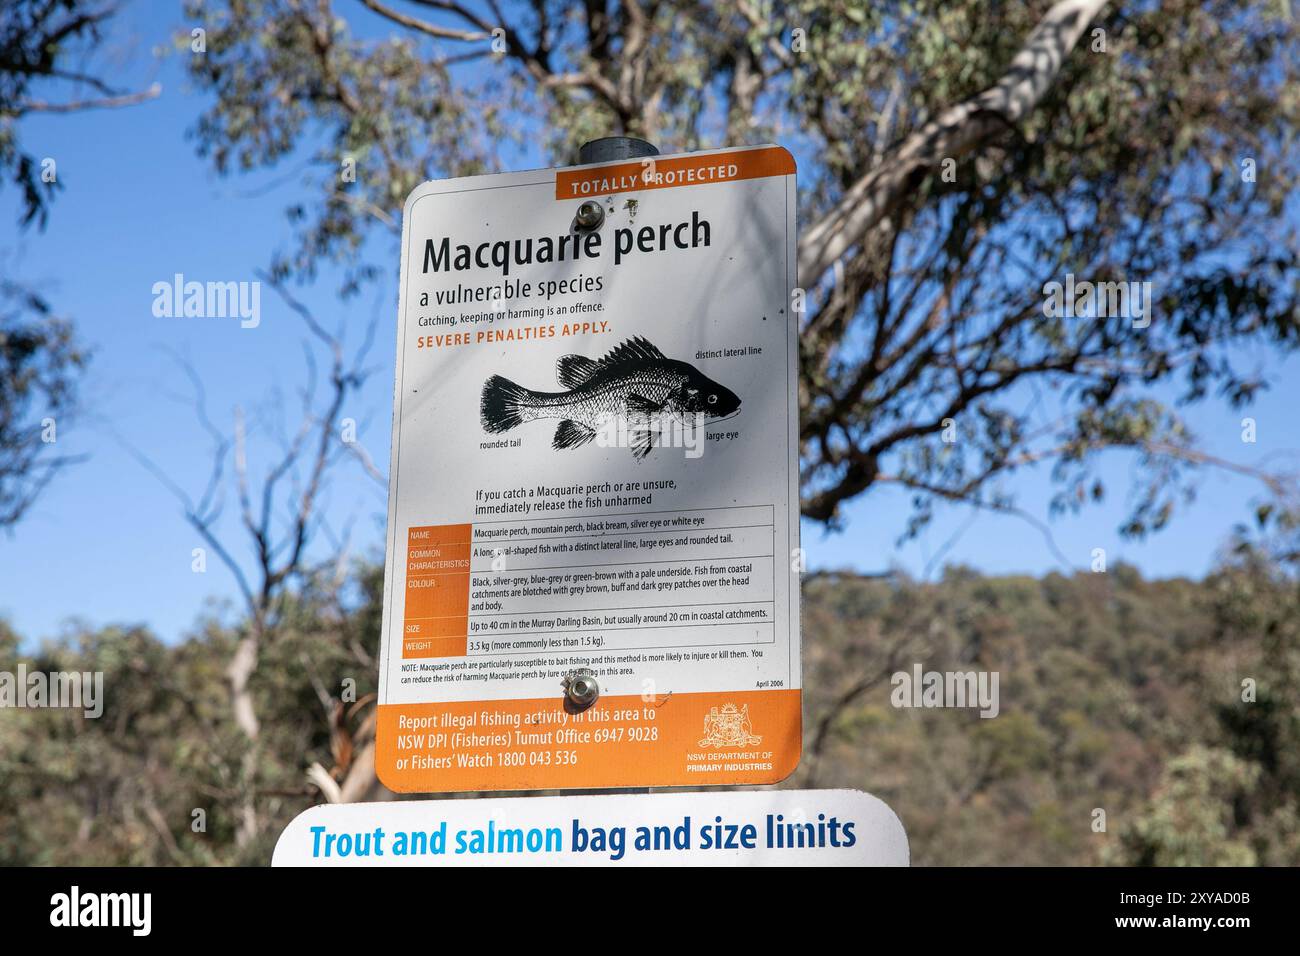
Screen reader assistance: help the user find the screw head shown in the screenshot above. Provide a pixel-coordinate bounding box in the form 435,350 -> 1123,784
563,669 -> 600,708
574,200 -> 605,231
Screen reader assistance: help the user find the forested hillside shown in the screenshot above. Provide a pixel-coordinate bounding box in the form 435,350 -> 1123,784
4,553 -> 1296,866
797,559 -> 1300,865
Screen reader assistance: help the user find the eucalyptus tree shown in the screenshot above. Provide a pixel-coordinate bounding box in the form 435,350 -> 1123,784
178,0 -> 1300,821
182,0 -> 1300,537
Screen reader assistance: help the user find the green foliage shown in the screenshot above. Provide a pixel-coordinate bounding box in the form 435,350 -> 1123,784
178,0 -> 1300,536
0,0 -> 131,525
0,0 -> 120,227
795,557 -> 1300,865
4,557 -> 1297,865
0,283 -> 86,527
1105,747 -> 1259,866
0,567 -> 384,866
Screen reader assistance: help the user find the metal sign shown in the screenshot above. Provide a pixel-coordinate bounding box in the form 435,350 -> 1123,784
377,144 -> 800,791
273,790 -> 906,866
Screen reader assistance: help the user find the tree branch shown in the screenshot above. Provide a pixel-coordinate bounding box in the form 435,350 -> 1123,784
799,0 -> 1109,286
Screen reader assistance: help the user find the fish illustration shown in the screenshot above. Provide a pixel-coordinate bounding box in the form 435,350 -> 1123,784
480,336 -> 741,458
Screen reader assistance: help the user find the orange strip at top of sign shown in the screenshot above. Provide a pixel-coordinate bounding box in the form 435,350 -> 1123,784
555,145 -> 795,200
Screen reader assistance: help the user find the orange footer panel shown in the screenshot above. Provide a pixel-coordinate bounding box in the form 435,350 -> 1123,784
376,689 -> 801,792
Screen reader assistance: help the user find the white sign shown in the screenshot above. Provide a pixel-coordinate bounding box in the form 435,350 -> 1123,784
377,144 -> 800,791
272,789 -> 907,866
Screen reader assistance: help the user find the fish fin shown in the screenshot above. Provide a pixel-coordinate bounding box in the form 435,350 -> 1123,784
556,354 -> 600,388
594,336 -> 667,371
480,375 -> 532,432
553,420 -> 596,450
630,429 -> 657,459
626,392 -> 664,416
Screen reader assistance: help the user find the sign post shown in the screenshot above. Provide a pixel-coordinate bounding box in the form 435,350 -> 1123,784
376,143 -> 801,792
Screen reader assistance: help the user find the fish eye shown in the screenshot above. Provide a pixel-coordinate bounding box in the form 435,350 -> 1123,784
708,394 -> 717,404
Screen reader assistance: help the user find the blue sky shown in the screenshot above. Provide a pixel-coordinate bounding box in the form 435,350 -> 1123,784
2,4 -> 1297,646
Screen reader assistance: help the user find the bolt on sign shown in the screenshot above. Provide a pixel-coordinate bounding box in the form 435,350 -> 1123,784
376,144 -> 800,791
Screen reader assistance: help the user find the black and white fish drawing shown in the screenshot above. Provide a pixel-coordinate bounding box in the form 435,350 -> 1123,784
480,336 -> 741,458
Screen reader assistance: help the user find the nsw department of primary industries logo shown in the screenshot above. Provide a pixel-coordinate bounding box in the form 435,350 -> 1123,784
698,703 -> 761,748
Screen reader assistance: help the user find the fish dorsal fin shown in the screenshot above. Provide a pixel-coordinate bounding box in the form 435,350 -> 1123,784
595,336 -> 666,371
556,354 -> 600,388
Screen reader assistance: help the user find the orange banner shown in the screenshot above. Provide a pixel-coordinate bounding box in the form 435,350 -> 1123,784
376,689 -> 801,792
555,145 -> 795,200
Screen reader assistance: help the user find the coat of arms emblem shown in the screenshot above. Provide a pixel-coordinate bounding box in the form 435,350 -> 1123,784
698,703 -> 761,748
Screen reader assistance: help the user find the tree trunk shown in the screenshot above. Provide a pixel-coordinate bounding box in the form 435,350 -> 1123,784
227,629 -> 262,846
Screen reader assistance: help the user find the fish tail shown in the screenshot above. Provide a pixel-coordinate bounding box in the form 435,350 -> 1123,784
480,375 -> 534,432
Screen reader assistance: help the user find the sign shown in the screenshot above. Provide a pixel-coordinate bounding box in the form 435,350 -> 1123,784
272,789 -> 907,866
377,144 -> 800,791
